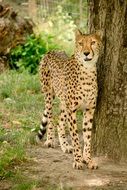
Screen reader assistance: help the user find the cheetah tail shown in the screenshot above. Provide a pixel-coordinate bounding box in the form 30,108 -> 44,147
36,111 -> 48,141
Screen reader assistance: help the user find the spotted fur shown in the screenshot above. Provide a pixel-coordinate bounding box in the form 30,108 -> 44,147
37,30 -> 102,169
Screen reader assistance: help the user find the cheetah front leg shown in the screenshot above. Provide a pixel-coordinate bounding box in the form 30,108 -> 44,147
83,107 -> 98,169
67,110 -> 83,169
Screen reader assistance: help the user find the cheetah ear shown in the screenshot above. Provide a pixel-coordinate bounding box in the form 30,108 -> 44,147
95,30 -> 103,40
75,29 -> 82,38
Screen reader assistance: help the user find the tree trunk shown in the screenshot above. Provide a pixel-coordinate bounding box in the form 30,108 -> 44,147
89,0 -> 127,161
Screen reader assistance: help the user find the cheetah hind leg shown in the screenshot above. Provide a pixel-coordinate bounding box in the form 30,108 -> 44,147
57,105 -> 73,154
44,93 -> 55,148
44,122 -> 55,148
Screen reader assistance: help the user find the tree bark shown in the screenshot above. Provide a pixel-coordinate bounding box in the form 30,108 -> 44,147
89,0 -> 127,161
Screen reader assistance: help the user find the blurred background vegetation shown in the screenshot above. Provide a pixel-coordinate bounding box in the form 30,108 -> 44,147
0,1 -> 86,186
4,0 -> 88,74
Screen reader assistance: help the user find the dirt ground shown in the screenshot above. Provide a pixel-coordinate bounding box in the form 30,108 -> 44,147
1,140 -> 127,190
22,140 -> 127,190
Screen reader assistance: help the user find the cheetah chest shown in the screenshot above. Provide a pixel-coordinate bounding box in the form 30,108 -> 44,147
66,67 -> 98,110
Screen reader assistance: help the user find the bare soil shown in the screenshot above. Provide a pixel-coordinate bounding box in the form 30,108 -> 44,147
24,141 -> 127,190
1,140 -> 127,190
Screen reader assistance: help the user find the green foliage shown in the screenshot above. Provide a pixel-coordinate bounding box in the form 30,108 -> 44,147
41,5 -> 76,55
50,5 -> 76,42
60,0 -> 88,30
9,33 -> 60,74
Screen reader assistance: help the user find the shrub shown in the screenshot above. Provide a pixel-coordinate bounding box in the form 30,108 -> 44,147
40,5 -> 77,55
9,33 -> 60,74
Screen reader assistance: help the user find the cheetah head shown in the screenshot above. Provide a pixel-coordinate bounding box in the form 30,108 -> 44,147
75,30 -> 102,65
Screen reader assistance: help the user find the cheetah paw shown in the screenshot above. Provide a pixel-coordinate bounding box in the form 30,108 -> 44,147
61,144 -> 73,154
73,160 -> 84,170
87,160 -> 98,170
35,135 -> 41,144
44,139 -> 55,148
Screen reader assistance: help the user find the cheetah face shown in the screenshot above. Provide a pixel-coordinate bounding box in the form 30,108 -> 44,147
75,30 -> 102,64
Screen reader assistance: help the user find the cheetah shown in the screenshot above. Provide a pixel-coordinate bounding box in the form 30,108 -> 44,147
37,30 -> 102,170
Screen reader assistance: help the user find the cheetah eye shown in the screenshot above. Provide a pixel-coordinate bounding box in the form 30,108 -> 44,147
91,41 -> 96,45
78,42 -> 83,46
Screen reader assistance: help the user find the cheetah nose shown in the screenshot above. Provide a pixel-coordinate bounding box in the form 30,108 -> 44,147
84,52 -> 90,56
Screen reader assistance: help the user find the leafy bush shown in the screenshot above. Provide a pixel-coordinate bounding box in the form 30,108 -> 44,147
9,33 -> 60,74
9,6 -> 77,74
40,5 -> 76,55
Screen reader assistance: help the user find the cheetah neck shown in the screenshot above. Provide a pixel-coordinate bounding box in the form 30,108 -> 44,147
74,55 -> 97,73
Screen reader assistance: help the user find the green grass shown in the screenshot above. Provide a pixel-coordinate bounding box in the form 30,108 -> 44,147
11,179 -> 37,190
0,70 -> 42,129
0,70 -> 43,188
